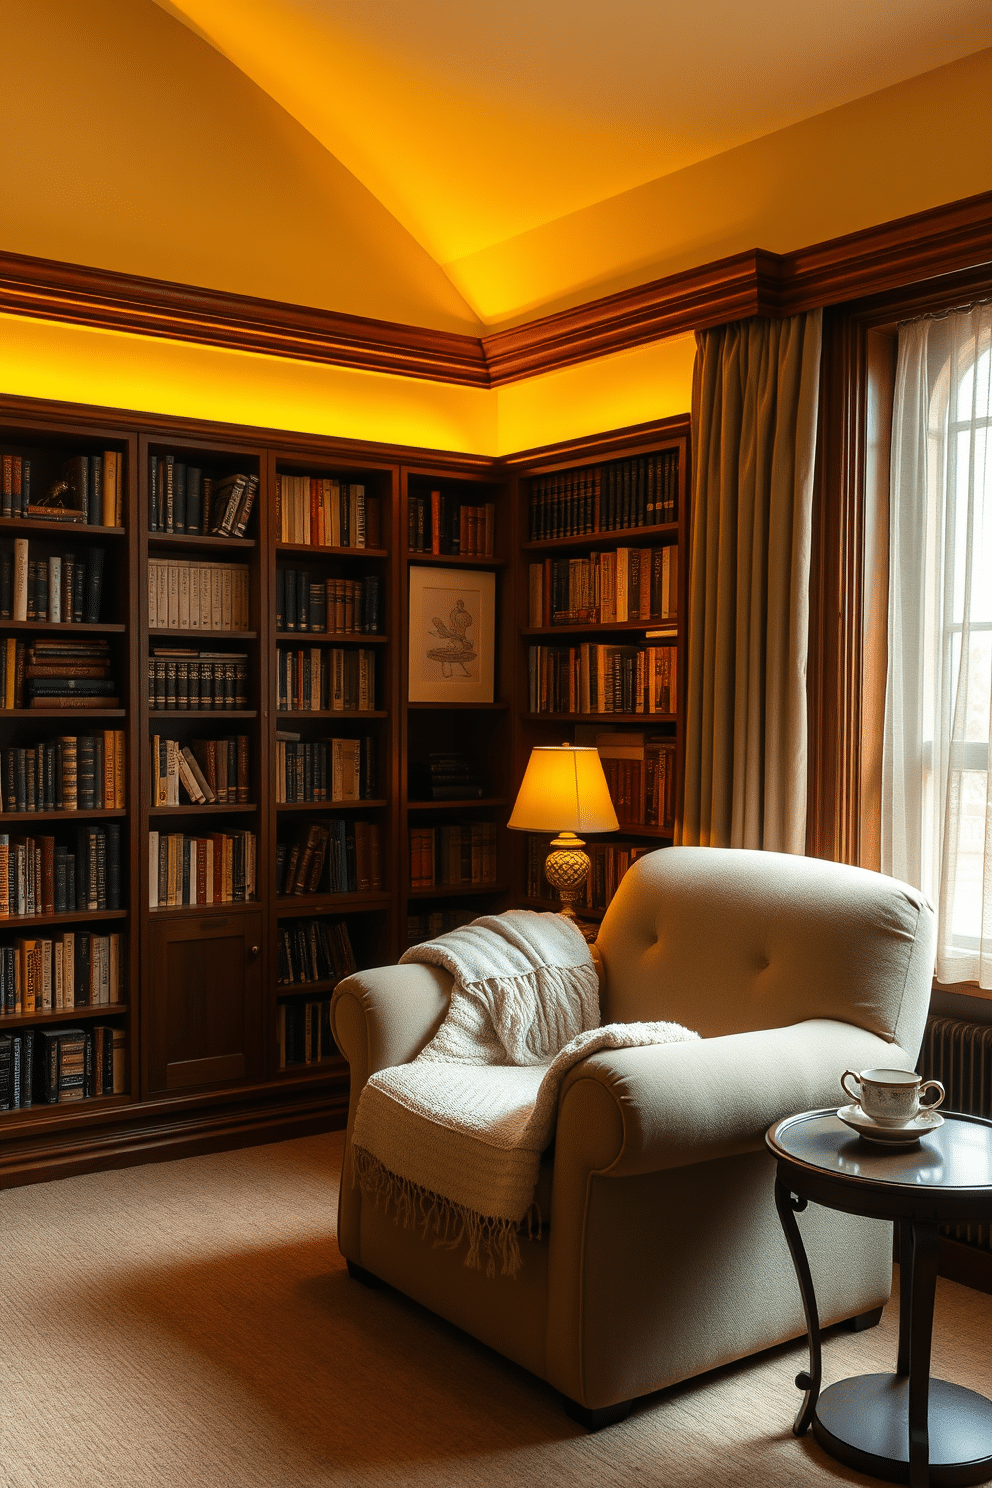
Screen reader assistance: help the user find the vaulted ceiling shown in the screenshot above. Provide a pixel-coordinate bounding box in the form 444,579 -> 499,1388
153,0 -> 991,272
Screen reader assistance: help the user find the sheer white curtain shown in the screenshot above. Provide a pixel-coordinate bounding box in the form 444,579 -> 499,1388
883,303 -> 992,985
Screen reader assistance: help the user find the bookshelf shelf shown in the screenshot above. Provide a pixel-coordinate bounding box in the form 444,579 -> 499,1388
275,543 -> 388,558
521,621 -> 678,637
0,909 -> 128,928
408,701 -> 509,712
148,532 -> 256,552
406,797 -> 509,811
0,1004 -> 129,1030
522,521 -> 678,553
276,709 -> 387,721
274,1058 -> 346,1081
4,708 -> 126,719
407,883 -> 507,900
274,892 -> 391,916
275,799 -> 387,812
0,519 -> 127,539
148,709 -> 257,720
0,1091 -> 133,1125
276,977 -> 343,996
0,621 -> 127,634
148,803 -> 258,816
522,711 -> 677,724
148,900 -> 260,916
275,632 -> 388,644
0,808 -> 127,823
407,553 -> 508,568
148,629 -> 257,642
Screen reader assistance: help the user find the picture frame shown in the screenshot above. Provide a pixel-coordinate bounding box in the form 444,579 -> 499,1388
407,566 -> 496,703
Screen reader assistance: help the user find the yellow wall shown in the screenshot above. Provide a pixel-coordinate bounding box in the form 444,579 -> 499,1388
0,316 -> 496,456
0,0 -> 480,335
446,48 -> 992,327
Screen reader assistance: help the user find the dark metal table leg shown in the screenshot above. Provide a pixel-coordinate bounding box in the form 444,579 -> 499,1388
907,1220 -> 939,1488
897,1218 -> 914,1376
775,1173 -> 822,1435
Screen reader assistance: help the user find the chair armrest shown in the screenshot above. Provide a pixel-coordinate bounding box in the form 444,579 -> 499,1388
330,963 -> 452,1096
555,1018 -> 911,1180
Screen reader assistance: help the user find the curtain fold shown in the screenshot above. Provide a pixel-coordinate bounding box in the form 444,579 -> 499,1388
883,303 -> 992,986
681,310 -> 822,852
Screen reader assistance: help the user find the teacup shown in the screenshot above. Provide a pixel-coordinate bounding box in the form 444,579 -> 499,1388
840,1067 -> 945,1128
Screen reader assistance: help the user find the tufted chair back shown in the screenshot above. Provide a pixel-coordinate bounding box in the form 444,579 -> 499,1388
595,846 -> 935,1058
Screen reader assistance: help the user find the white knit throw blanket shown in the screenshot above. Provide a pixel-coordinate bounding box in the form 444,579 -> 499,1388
352,912 -> 698,1276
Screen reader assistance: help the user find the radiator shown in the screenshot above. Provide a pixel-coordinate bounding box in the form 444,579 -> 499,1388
918,1015 -> 992,1253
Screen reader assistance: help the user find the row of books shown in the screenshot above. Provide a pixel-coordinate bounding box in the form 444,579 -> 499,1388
2,733 -> 126,813
147,559 -> 251,632
0,931 -> 124,1014
527,644 -> 678,715
528,547 -> 677,627
275,647 -> 376,712
148,650 -> 249,712
0,638 -> 119,711
148,457 -> 257,537
276,820 -> 382,897
574,729 -> 677,831
409,823 -> 497,890
276,999 -> 337,1068
276,475 -> 381,549
2,452 -> 123,527
0,825 -> 123,916
275,917 -> 356,987
150,736 -> 250,806
274,735 -> 376,803
404,909 -> 475,947
275,572 -> 382,635
526,836 -> 654,911
0,1023 -> 126,1109
527,452 -> 679,540
407,492 -> 495,556
1,542 -> 106,624
148,830 -> 256,907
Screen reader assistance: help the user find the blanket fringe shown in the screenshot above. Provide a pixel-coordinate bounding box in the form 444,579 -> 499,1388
353,1145 -> 524,1278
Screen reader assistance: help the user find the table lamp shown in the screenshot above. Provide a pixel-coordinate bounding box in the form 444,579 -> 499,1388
508,744 -> 619,919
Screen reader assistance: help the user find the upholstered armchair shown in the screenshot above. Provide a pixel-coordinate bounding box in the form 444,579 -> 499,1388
330,847 -> 935,1427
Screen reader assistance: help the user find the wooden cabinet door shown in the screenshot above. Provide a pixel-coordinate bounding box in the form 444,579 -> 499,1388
145,912 -> 263,1096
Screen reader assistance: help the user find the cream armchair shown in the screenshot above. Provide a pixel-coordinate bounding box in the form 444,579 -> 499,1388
330,847 -> 935,1428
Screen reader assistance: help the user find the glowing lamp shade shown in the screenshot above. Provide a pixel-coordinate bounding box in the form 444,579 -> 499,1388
508,745 -> 619,834
508,745 -> 618,921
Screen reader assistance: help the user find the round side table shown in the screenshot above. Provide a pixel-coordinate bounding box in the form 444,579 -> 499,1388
766,1109 -> 992,1488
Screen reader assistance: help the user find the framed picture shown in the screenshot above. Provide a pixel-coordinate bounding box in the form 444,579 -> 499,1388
408,566 -> 496,703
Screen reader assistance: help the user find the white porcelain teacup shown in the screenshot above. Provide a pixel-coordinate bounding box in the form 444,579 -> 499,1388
840,1067 -> 945,1128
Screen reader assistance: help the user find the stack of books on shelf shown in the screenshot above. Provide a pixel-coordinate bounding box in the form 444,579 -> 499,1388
275,647 -> 376,712
525,836 -> 653,912
2,451 -> 123,526
409,751 -> 484,801
575,728 -> 677,831
148,649 -> 249,711
407,491 -> 494,556
276,820 -> 382,896
0,929 -> 124,1012
409,823 -> 497,889
276,474 -> 380,548
0,1022 -> 126,1108
275,572 -> 381,634
527,451 -> 678,539
274,734 -> 375,803
148,456 -> 257,536
276,999 -> 336,1068
150,736 -> 249,806
527,642 -> 677,715
147,558 -> 250,631
528,547 -> 677,627
2,733 -> 126,811
147,829 -> 256,907
0,637 -> 119,712
405,908 -> 475,947
276,917 -> 356,987
0,824 -> 122,916
1,541 -> 106,623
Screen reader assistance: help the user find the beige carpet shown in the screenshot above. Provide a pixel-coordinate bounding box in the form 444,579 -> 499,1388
0,1130 -> 990,1488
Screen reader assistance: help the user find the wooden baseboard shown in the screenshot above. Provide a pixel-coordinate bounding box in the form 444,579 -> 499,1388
0,1088 -> 348,1189
938,1235 -> 992,1295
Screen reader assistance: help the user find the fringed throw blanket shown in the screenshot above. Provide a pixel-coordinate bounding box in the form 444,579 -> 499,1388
352,911 -> 698,1276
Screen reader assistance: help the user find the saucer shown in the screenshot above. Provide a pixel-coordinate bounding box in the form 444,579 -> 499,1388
837,1103 -> 944,1146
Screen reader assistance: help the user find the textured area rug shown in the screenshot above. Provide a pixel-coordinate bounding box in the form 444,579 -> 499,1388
0,1128 -> 989,1488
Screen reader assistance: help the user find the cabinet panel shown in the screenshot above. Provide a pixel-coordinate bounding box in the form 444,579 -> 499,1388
146,911 -> 262,1095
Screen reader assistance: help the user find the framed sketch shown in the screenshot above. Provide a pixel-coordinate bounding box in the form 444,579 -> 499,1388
408,567 -> 496,703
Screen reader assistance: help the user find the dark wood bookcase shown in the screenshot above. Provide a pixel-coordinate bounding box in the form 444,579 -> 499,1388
0,394 -> 688,1184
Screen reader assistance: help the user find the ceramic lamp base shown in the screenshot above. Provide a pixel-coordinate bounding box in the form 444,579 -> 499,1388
545,832 -> 590,919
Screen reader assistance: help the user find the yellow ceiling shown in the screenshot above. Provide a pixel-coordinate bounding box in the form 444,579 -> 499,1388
153,0 -> 991,277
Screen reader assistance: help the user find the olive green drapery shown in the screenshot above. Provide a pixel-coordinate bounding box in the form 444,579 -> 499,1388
680,311 -> 822,851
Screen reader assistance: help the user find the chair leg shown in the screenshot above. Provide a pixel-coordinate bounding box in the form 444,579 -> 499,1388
346,1260 -> 382,1289
844,1305 -> 884,1332
562,1395 -> 633,1431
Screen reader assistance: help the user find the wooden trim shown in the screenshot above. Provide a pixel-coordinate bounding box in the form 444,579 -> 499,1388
0,249 -> 489,387
500,413 -> 691,470
2,193 -> 989,392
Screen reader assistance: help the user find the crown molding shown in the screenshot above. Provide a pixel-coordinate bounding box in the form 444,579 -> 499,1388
2,191 -> 990,392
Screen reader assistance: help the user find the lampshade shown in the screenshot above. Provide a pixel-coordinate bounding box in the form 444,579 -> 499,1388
508,745 -> 619,834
